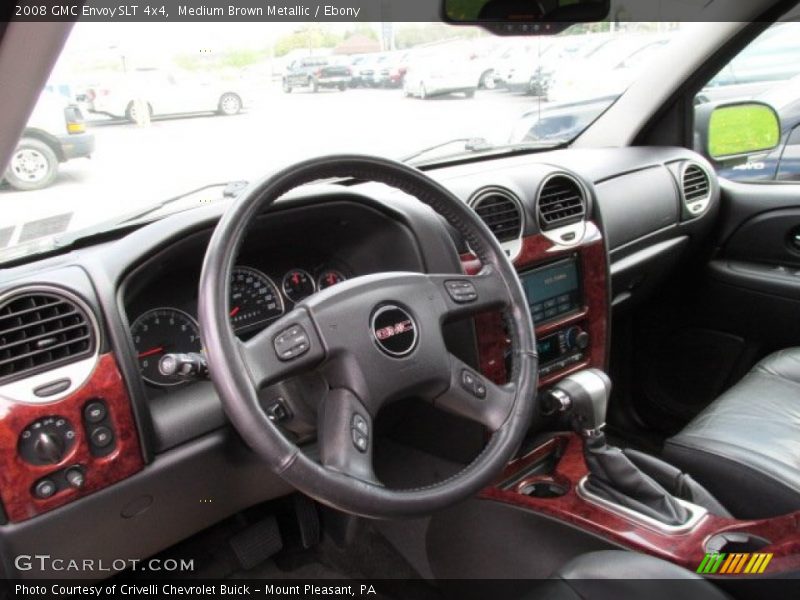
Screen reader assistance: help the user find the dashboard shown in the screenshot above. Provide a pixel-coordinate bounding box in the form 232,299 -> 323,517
0,146 -> 720,578
129,262 -> 350,387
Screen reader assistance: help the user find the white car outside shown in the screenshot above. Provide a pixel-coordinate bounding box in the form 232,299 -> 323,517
3,90 -> 95,191
86,69 -> 247,121
547,34 -> 672,103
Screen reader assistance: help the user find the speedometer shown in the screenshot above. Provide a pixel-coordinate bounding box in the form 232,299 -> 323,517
229,267 -> 284,335
131,308 -> 201,386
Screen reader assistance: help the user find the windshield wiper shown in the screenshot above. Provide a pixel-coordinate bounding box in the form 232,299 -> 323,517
0,181 -> 247,268
402,137 -> 495,165
402,138 -> 564,167
116,180 -> 248,227
53,180 -> 248,247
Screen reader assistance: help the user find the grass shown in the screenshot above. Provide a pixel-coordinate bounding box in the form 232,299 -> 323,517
709,105 -> 780,158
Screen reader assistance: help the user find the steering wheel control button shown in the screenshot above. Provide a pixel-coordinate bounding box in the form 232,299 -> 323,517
33,478 -> 58,500
371,305 -> 418,357
84,401 -> 107,424
461,369 -> 487,399
266,398 -> 291,423
352,430 -> 369,453
351,413 -> 369,452
352,414 -> 368,435
445,280 -> 478,303
90,426 -> 114,449
274,324 -> 310,361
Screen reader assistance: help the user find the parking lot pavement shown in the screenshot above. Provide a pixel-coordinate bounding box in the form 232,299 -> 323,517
1,87 -> 541,247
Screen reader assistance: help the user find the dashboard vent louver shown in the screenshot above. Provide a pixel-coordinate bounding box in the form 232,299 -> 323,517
471,188 -> 523,243
682,164 -> 710,202
537,175 -> 586,231
0,291 -> 95,384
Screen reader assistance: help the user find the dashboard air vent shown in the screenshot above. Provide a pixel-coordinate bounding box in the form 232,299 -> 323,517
537,175 -> 586,231
0,291 -> 95,384
471,188 -> 523,243
681,163 -> 711,217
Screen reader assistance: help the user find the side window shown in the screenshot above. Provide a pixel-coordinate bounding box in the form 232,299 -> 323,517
695,22 -> 800,183
776,121 -> 800,181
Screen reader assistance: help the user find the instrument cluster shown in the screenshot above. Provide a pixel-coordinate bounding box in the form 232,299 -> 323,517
129,264 -> 348,387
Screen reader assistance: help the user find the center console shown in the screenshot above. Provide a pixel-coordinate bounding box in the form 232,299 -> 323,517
461,215 -> 800,576
461,222 -> 609,388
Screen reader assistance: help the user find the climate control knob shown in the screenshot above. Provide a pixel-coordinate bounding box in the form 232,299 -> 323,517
567,327 -> 590,351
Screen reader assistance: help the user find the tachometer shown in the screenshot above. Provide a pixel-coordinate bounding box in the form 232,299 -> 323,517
282,269 -> 316,303
131,308 -> 201,386
317,269 -> 347,290
229,267 -> 284,334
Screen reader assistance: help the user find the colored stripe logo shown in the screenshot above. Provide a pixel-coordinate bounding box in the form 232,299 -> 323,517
696,553 -> 773,575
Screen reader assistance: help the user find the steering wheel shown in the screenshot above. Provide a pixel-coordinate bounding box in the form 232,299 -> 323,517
198,155 -> 538,518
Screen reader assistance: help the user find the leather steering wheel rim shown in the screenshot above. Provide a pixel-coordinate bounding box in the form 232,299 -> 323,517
198,154 -> 538,518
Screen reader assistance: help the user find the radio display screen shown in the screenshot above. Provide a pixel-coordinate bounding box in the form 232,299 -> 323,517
520,257 -> 581,324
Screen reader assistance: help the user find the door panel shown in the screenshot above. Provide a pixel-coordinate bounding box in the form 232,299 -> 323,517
619,180 -> 800,433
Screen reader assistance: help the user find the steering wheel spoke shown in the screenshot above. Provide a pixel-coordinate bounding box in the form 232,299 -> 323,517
238,307 -> 326,389
428,265 -> 511,321
199,154 -> 537,518
433,353 -> 516,432
318,388 -> 380,485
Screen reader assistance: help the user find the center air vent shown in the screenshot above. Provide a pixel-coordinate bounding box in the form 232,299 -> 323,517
537,174 -> 586,231
0,290 -> 96,384
681,163 -> 711,217
470,188 -> 523,243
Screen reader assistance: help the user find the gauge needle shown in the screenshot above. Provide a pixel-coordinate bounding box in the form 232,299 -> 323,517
230,306 -> 241,317
138,346 -> 165,359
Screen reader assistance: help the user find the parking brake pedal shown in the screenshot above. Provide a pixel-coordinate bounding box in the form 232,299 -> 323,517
293,494 -> 321,549
229,515 -> 283,570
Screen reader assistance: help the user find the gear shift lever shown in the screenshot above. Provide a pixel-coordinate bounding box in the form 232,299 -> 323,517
542,369 -> 611,437
544,369 -> 690,527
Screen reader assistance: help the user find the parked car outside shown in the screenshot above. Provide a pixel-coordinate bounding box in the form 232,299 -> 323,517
344,54 -> 370,87
403,51 -> 483,99
283,56 -> 352,93
500,35 -> 607,94
546,33 -> 672,103
86,69 -> 246,122
529,33 -> 614,97
2,90 -> 94,191
493,38 -> 555,93
373,52 -> 412,88
695,22 -> 800,106
350,53 -> 383,88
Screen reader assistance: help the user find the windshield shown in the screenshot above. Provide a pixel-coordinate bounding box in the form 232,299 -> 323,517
0,21 -> 787,261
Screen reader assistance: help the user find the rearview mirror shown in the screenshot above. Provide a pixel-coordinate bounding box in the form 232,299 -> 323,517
695,101 -> 781,162
442,0 -> 610,34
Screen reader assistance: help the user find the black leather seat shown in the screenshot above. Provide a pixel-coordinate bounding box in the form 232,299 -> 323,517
664,348 -> 800,519
532,550 -> 729,600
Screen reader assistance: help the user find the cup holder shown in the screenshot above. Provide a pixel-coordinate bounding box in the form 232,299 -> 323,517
519,480 -> 568,498
705,532 -> 772,554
